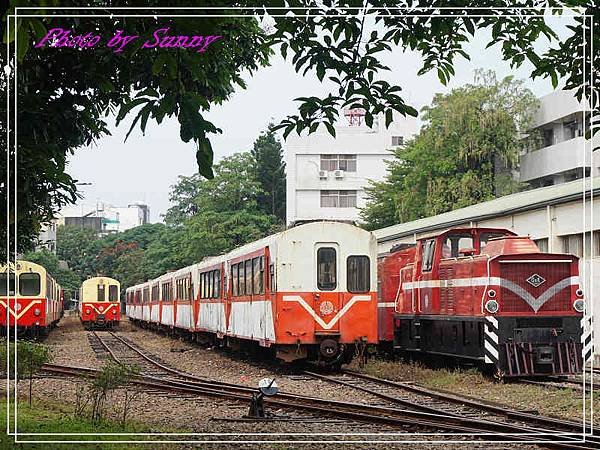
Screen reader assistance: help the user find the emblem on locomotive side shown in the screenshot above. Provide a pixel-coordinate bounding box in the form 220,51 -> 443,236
319,300 -> 334,316
526,273 -> 546,288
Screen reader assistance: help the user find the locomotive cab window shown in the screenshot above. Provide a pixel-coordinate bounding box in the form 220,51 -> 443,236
97,284 -> 106,302
0,273 -> 16,296
441,234 -> 473,259
109,285 -> 118,302
19,273 -> 40,296
317,247 -> 337,291
347,256 -> 370,293
421,240 -> 436,272
480,232 -> 508,251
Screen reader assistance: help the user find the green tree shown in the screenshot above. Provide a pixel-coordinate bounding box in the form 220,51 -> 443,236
165,152 -> 277,265
361,72 -> 537,229
251,126 -> 286,223
2,1 -> 597,258
56,225 -> 102,281
21,249 -> 81,291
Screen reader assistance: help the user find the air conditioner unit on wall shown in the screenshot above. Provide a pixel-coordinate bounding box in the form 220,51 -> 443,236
319,170 -> 328,179
334,170 -> 344,179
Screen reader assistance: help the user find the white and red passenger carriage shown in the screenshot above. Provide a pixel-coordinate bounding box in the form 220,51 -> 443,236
0,261 -> 64,337
378,227 -> 584,377
127,222 -> 378,365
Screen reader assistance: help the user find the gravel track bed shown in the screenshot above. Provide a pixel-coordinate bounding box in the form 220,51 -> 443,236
5,316 -> 538,448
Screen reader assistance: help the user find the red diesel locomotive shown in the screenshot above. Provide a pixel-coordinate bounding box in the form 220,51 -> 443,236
0,261 -> 64,338
379,227 -> 584,377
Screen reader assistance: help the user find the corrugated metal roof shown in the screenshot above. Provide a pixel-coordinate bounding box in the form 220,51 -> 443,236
374,177 -> 599,243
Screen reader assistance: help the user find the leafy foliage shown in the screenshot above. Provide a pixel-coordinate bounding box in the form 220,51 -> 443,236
361,71 -> 537,230
165,152 -> 279,265
251,125 -> 287,223
21,249 -> 81,292
2,1 -> 596,258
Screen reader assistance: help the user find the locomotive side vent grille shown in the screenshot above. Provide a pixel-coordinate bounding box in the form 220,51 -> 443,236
500,262 -> 571,313
439,266 -> 454,314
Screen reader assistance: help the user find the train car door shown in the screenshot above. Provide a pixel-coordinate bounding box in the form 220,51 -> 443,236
314,244 -> 341,334
417,239 -> 436,314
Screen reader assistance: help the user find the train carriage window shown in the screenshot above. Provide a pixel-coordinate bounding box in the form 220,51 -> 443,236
152,284 -> 159,302
259,257 -> 265,294
208,271 -> 213,299
231,265 -> 238,297
421,240 -> 436,272
317,247 -> 337,291
0,273 -> 16,296
252,257 -> 262,295
19,273 -> 41,296
213,270 -> 220,298
142,287 -> 149,304
347,256 -> 370,293
238,263 -> 245,296
245,260 -> 253,295
109,285 -> 119,302
97,284 -> 106,302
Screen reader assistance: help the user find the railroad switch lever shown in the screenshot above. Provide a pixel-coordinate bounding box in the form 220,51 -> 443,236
247,378 -> 278,419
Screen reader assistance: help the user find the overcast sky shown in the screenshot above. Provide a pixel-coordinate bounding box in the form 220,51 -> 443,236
66,15 -> 572,222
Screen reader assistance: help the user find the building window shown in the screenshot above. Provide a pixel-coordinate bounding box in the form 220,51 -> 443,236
564,121 -> 578,140
534,238 -> 549,253
391,136 -> 404,146
320,154 -> 356,172
561,234 -> 583,257
320,190 -> 357,208
543,128 -> 554,147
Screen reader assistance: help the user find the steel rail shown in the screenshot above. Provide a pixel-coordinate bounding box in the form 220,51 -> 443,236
80,332 -> 598,449
41,362 -> 596,449
340,369 -> 597,436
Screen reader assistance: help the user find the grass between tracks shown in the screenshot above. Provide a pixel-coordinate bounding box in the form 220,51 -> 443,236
0,397 -> 186,449
352,358 -> 600,424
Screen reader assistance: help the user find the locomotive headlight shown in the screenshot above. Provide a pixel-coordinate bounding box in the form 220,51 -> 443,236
33,308 -> 40,316
573,299 -> 585,313
85,308 -> 91,314
15,303 -> 22,311
487,289 -> 497,298
576,289 -> 584,297
99,305 -> 104,312
485,299 -> 499,314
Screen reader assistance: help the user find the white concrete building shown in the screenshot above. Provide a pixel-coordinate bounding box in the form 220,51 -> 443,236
58,201 -> 150,235
285,111 -> 419,226
36,222 -> 57,253
374,177 -> 600,362
520,90 -> 599,187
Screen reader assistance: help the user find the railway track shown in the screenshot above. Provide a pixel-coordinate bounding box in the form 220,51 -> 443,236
82,330 -> 600,449
303,369 -> 600,449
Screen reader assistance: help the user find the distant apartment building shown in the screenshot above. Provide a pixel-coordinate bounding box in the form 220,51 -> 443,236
520,90 -> 599,188
285,110 -> 419,226
36,222 -> 58,253
57,201 -> 150,236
